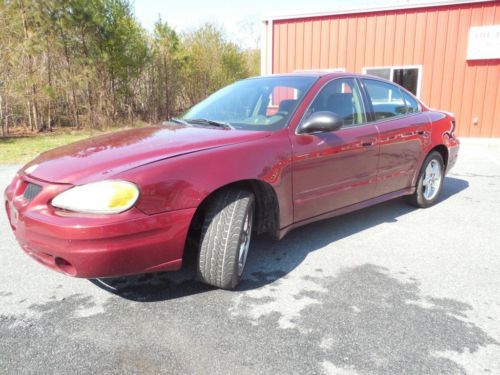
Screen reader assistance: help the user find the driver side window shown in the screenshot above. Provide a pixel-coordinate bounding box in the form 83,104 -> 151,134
305,78 -> 367,126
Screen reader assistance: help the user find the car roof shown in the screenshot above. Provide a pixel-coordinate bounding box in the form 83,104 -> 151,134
250,71 -> 425,106
257,71 -> 379,80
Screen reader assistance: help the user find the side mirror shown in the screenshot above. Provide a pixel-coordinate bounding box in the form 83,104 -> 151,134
298,111 -> 344,134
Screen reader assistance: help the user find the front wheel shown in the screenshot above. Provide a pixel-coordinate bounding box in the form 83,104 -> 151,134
197,189 -> 255,289
406,151 -> 445,208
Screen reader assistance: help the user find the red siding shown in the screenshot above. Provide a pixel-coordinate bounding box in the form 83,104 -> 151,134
271,2 -> 500,137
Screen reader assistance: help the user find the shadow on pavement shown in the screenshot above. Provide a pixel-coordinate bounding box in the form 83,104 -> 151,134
91,177 -> 469,301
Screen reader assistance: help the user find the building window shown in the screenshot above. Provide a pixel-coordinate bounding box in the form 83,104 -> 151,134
364,68 -> 391,80
363,66 -> 422,97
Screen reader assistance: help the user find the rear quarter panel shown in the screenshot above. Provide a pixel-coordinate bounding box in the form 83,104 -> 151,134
411,110 -> 458,185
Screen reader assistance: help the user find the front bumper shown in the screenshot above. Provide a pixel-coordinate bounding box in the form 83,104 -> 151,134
5,174 -> 195,278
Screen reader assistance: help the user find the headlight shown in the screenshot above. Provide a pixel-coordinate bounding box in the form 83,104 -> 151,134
51,180 -> 139,214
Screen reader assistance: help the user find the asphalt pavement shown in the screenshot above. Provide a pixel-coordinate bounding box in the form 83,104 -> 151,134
1,138 -> 499,374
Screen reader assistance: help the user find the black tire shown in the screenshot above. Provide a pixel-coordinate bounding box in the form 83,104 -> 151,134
197,189 -> 255,289
406,151 -> 445,208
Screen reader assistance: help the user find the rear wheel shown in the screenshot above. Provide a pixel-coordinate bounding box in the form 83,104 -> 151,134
197,189 -> 255,289
406,151 -> 445,208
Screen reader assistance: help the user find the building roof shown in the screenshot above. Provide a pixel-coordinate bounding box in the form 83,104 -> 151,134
263,0 -> 494,22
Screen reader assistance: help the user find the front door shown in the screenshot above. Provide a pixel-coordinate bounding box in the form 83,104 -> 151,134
290,78 -> 380,223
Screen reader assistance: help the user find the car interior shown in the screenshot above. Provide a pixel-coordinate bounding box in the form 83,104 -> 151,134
276,99 -> 297,116
303,79 -> 366,126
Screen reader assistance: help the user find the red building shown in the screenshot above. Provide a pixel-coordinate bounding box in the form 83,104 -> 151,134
261,0 -> 500,137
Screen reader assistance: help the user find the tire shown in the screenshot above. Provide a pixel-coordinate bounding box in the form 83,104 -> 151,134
197,189 -> 255,289
406,151 -> 445,208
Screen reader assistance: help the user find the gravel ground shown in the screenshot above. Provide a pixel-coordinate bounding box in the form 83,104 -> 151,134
0,138 -> 499,374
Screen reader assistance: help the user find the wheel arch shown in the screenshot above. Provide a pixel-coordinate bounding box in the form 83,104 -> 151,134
184,179 -> 280,262
431,144 -> 449,167
411,144 -> 449,187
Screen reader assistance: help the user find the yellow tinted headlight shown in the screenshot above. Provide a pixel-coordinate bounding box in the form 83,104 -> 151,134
51,180 -> 139,214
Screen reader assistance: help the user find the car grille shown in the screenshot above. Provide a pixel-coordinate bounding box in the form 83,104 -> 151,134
23,183 -> 42,201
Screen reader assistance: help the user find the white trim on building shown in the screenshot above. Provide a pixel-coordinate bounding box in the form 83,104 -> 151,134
263,0 -> 493,22
260,20 -> 274,75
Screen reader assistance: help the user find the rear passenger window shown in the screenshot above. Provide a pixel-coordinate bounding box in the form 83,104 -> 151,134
402,90 -> 420,113
363,79 -> 407,120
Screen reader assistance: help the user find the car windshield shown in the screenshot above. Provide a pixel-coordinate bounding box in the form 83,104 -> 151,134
182,76 -> 317,131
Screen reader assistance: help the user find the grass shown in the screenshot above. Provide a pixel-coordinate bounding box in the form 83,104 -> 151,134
0,130 -> 112,164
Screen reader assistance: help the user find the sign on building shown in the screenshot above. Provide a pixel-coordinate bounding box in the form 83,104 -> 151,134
467,25 -> 500,60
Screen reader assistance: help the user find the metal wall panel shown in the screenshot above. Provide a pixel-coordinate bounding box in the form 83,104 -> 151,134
271,2 -> 500,136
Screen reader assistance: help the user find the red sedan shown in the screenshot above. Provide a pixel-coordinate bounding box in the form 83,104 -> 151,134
4,72 -> 459,289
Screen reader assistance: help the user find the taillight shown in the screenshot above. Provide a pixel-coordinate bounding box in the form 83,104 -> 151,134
450,120 -> 456,135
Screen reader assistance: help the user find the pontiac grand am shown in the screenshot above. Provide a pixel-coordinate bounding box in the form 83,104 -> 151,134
4,72 -> 459,289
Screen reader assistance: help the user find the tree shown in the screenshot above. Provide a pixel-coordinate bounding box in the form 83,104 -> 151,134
146,18 -> 185,121
182,23 -> 250,106
0,1 -> 260,134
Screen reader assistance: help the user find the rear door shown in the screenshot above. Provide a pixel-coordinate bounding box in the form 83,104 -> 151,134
361,78 -> 431,195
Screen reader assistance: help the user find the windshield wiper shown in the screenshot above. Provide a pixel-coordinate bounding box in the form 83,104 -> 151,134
169,118 -> 191,126
186,118 -> 234,129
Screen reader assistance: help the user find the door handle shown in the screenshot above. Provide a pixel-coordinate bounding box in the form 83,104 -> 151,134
361,140 -> 376,147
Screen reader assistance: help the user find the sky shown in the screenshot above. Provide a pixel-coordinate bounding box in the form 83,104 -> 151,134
132,0 -> 450,48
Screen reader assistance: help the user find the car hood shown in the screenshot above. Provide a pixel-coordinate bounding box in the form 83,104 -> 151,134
22,124 -> 271,184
